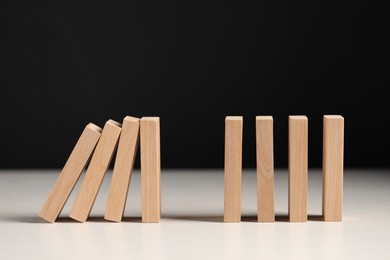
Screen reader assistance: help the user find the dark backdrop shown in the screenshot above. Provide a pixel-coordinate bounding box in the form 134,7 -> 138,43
1,1 -> 389,168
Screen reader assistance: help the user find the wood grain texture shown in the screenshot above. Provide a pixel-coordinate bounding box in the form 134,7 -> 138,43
140,117 -> 161,223
256,116 -> 275,222
69,120 -> 122,222
39,123 -> 102,223
224,116 -> 243,222
105,116 -> 140,222
288,116 -> 308,222
323,115 -> 344,222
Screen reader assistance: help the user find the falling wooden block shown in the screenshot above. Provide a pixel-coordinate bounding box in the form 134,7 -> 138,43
288,116 -> 308,222
256,116 -> 275,222
140,117 -> 161,223
224,116 -> 243,222
69,120 -> 122,222
39,123 -> 102,223
105,116 -> 140,222
323,115 -> 344,222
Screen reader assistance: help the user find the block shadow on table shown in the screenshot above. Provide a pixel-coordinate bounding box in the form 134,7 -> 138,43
164,213 -> 324,223
3,214 -> 323,224
1,215 -> 48,224
51,216 -> 143,223
241,214 -> 323,222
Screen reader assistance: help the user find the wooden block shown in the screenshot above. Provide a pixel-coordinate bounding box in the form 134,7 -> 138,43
39,123 -> 102,223
105,116 -> 140,222
140,117 -> 161,223
323,115 -> 344,222
224,116 -> 243,222
288,116 -> 308,222
69,120 -> 122,222
256,116 -> 275,222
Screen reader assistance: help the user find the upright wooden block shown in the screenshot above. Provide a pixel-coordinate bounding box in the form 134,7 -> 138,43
256,116 -> 275,222
105,116 -> 140,222
39,123 -> 102,223
224,116 -> 243,222
69,120 -> 122,222
140,117 -> 161,223
323,115 -> 344,222
288,116 -> 308,222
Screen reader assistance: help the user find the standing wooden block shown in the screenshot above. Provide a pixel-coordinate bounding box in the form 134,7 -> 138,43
224,116 -> 243,222
323,115 -> 344,222
39,123 -> 102,223
69,120 -> 122,222
256,116 -> 275,222
140,117 -> 161,223
105,116 -> 140,222
288,116 -> 308,222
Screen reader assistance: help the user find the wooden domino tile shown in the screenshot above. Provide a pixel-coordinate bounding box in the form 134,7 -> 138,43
39,123 -> 102,223
69,120 -> 122,222
288,116 -> 308,222
224,116 -> 243,223
256,116 -> 275,222
323,115 -> 344,222
140,117 -> 161,223
105,116 -> 140,222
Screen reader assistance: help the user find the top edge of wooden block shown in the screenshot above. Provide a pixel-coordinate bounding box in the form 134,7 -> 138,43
289,115 -> 307,120
324,115 -> 344,120
225,116 -> 243,121
141,117 -> 160,122
106,119 -> 122,128
123,116 -> 140,123
256,116 -> 273,120
86,123 -> 103,133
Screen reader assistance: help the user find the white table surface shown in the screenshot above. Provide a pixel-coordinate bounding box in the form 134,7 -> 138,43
0,169 -> 389,259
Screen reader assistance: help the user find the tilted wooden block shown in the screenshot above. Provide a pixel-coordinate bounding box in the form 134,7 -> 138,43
288,116 -> 308,222
140,117 -> 161,223
39,123 -> 102,223
224,116 -> 243,222
105,116 -> 140,222
323,115 -> 344,222
256,116 -> 275,222
69,120 -> 122,222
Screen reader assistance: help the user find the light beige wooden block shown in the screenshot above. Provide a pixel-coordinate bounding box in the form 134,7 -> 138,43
288,116 -> 308,222
105,116 -> 140,222
39,123 -> 102,223
69,120 -> 122,222
224,116 -> 243,222
140,117 -> 161,223
256,116 -> 275,222
323,115 -> 344,222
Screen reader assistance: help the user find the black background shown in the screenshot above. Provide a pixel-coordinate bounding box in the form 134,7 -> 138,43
1,1 -> 389,169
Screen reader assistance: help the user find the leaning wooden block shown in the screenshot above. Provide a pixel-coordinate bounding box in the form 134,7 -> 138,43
256,116 -> 275,222
323,115 -> 344,222
140,117 -> 161,223
69,120 -> 122,222
224,116 -> 243,222
288,116 -> 308,222
39,123 -> 102,223
105,116 -> 140,222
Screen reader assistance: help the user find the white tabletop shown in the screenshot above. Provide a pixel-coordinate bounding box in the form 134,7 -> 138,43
0,169 -> 389,259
